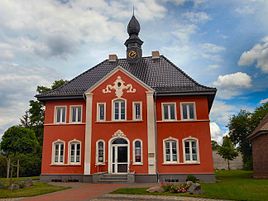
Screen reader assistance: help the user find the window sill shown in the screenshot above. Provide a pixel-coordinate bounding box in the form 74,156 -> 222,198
95,163 -> 105,166
162,162 -> 179,165
95,120 -> 143,123
132,163 -> 143,166
50,163 -> 82,166
183,161 -> 200,165
45,123 -> 86,126
162,162 -> 200,165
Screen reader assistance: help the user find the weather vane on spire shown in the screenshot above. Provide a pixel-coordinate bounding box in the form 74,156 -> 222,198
133,5 -> 135,16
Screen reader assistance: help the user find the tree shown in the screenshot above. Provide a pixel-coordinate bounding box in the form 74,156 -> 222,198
228,102 -> 268,169
0,126 -> 39,156
211,140 -> 220,151
217,136 -> 239,170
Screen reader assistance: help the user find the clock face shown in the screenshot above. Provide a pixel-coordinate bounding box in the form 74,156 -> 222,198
128,50 -> 137,59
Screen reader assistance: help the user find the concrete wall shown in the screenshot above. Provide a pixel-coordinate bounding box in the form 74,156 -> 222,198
212,151 -> 243,170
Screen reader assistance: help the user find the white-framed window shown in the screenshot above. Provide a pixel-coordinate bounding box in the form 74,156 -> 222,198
163,137 -> 178,163
181,102 -> 196,120
70,105 -> 82,123
96,140 -> 105,164
133,139 -> 143,164
162,103 -> 176,120
183,137 -> 199,163
97,103 -> 106,121
55,106 -> 67,123
52,140 -> 65,164
69,140 -> 81,164
113,99 -> 126,121
133,102 -> 142,120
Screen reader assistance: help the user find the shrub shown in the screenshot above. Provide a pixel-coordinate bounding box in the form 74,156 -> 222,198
186,175 -> 198,183
161,183 -> 191,193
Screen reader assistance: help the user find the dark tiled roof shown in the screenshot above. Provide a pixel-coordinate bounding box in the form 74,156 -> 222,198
36,55 -> 216,108
248,113 -> 268,140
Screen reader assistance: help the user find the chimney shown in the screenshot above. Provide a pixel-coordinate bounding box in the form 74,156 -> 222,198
152,51 -> 160,59
108,54 -> 118,62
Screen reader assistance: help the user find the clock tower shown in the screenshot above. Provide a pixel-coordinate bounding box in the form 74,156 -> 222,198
124,14 -> 143,63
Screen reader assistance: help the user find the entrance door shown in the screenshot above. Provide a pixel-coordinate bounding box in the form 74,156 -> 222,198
111,138 -> 128,173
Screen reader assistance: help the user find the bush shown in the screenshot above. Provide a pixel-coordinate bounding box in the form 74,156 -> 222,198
186,175 -> 198,183
161,183 -> 191,193
0,154 -> 7,178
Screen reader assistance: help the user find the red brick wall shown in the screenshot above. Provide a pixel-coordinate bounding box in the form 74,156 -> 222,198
252,134 -> 268,178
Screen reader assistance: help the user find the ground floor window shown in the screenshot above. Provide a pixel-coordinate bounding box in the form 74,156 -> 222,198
163,138 -> 178,163
183,138 -> 199,163
133,139 -> 142,164
69,141 -> 81,164
53,140 -> 64,164
96,140 -> 105,164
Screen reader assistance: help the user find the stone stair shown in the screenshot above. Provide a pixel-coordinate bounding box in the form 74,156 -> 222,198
93,173 -> 134,183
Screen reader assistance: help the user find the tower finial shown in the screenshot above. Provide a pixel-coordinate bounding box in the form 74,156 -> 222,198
133,5 -> 135,16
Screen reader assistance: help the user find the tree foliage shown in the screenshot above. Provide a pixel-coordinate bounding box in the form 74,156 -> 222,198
217,136 -> 238,170
0,126 -> 39,156
211,140 -> 220,151
228,102 -> 268,169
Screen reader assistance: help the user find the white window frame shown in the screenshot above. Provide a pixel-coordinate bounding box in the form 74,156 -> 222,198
68,140 -> 81,165
180,102 -> 196,121
182,137 -> 200,163
69,105 -> 82,123
163,137 -> 179,164
96,139 -> 105,165
54,106 -> 67,124
51,139 -> 65,165
132,102 -> 142,121
161,102 -> 177,121
133,139 -> 143,165
97,102 -> 106,122
112,98 -> 127,121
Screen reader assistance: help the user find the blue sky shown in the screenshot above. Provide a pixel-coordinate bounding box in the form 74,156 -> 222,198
0,0 -> 268,142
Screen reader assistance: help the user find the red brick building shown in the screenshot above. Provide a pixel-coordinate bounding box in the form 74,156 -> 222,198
37,15 -> 216,183
248,114 -> 268,178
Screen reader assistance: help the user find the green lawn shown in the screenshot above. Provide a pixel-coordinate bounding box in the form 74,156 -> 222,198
112,170 -> 268,201
0,177 -> 69,198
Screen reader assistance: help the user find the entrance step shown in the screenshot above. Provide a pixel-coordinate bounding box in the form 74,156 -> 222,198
94,173 -> 134,183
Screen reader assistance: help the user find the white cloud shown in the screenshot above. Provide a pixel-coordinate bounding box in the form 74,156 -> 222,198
213,72 -> 252,99
182,11 -> 210,23
210,122 -> 223,142
0,63 -> 61,140
260,98 -> 268,104
235,5 -> 255,15
238,36 -> 268,73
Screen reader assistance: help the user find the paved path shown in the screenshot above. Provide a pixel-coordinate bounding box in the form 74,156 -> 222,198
92,194 -> 229,201
20,183 -> 126,201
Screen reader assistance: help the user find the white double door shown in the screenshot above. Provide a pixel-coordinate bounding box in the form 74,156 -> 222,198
111,144 -> 128,174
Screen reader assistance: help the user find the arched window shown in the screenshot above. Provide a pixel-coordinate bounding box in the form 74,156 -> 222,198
69,140 -> 81,164
163,137 -> 178,163
96,140 -> 105,164
133,140 -> 143,164
113,99 -> 126,120
52,140 -> 65,164
183,137 -> 199,163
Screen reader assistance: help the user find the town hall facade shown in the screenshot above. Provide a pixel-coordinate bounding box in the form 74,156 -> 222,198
37,15 -> 217,183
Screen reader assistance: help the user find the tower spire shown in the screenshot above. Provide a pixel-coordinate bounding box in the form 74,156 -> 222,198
125,12 -> 143,63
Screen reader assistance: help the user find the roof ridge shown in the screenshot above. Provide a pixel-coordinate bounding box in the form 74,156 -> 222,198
160,55 -> 216,91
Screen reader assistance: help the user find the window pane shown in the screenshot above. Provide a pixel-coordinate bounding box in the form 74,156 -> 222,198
60,143 -> 64,162
99,104 -> 104,120
189,104 -> 194,119
135,141 -> 141,163
62,108 -> 66,122
98,142 -> 104,163
182,104 -> 188,119
72,107 -> 76,122
121,101 -> 125,120
55,144 -> 59,162
56,109 -> 61,122
164,105 -> 169,119
76,144 -> 80,162
135,141 -> 141,148
192,154 -> 197,161
77,107 -> 82,122
135,103 -> 141,119
186,153 -> 190,161
170,105 -> 175,119
114,102 -> 119,119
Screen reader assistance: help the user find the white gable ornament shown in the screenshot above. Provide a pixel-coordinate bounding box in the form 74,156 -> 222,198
112,130 -> 126,138
102,76 -> 136,98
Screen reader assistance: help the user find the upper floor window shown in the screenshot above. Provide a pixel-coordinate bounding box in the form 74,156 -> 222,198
183,138 -> 199,163
55,106 -> 66,123
113,99 -> 126,120
96,140 -> 105,164
97,103 -> 106,121
133,102 -> 142,120
162,103 -> 176,120
52,141 -> 64,164
133,139 -> 142,164
70,106 -> 82,123
181,103 -> 195,120
69,141 -> 81,164
163,138 -> 178,163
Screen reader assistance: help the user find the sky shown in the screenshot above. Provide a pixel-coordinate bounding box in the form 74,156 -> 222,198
0,0 -> 268,143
